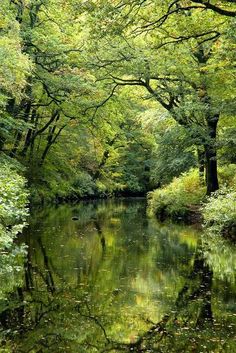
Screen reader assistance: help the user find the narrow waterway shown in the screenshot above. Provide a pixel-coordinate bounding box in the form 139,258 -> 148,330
1,199 -> 236,352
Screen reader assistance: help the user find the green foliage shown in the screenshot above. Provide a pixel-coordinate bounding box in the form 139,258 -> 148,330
148,169 -> 206,220
0,156 -> 28,300
0,0 -> 234,201
0,1 -> 31,102
148,164 -> 236,223
201,165 -> 236,238
0,0 -> 235,203
29,164 -> 96,204
151,124 -> 196,186
218,115 -> 236,164
202,187 -> 236,236
0,0 -> 236,350
0,162 -> 28,227
218,164 -> 236,187
85,0 -> 236,195
23,90 -> 155,202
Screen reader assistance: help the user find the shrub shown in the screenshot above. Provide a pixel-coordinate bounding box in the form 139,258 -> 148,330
28,160 -> 97,204
0,163 -> 29,228
0,159 -> 28,299
218,164 -> 236,188
148,169 -> 206,221
202,188 -> 236,238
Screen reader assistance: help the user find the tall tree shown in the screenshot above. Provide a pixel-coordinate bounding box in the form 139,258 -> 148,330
86,0 -> 236,193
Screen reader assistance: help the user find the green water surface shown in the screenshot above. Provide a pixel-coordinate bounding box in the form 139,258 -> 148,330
0,199 -> 236,352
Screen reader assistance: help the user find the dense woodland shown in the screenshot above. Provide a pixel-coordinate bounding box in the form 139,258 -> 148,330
0,0 -> 235,201
0,1 -> 236,351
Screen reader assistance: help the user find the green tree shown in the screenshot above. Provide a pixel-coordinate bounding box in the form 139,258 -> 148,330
86,0 -> 236,194
0,0 -> 31,150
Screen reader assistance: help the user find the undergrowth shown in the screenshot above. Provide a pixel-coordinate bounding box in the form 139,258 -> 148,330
148,164 -> 236,224
147,169 -> 205,221
0,156 -> 28,299
202,188 -> 236,239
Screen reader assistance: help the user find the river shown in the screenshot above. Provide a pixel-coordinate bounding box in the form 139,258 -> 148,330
0,198 -> 236,352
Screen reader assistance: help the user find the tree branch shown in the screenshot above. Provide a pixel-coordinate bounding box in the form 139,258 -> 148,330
191,0 -> 236,17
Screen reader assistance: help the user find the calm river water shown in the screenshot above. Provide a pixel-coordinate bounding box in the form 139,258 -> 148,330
1,198 -> 236,352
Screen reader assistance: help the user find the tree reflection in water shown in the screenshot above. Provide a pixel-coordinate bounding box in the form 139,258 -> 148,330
0,200 -> 235,353
110,250 -> 215,352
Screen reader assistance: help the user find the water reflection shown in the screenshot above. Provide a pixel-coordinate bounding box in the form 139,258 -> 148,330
0,199 -> 235,352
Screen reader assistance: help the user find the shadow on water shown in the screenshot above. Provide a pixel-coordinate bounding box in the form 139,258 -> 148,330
0,199 -> 235,352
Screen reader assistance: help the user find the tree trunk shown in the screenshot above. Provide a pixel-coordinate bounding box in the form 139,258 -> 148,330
25,110 -> 60,159
40,126 -> 56,163
205,115 -> 219,195
20,109 -> 37,156
40,116 -> 65,165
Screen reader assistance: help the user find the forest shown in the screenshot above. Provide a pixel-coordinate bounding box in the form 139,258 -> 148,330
0,0 -> 236,352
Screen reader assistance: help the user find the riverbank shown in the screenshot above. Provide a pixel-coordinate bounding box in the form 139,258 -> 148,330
28,175 -> 149,206
148,168 -> 236,239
